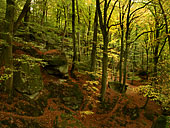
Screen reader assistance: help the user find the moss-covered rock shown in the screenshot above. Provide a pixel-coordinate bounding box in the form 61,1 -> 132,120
13,62 -> 43,95
43,50 -> 68,78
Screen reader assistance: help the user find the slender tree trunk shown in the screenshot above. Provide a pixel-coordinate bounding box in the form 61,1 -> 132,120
119,2 -> 124,84
56,9 -> 61,28
90,10 -> 98,72
153,16 -> 160,77
146,49 -> 149,80
24,6 -> 30,24
86,5 -> 92,57
96,0 -> 109,102
41,0 -> 47,25
45,5 -> 47,23
76,0 -> 81,61
70,0 -> 77,78
61,5 -> 68,50
24,5 -> 30,41
122,0 -> 131,93
158,0 -> 170,53
13,0 -> 31,33
101,32 -> 109,102
141,49 -> 144,70
97,0 -> 118,102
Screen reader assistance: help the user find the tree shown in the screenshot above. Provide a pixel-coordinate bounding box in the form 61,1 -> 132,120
70,0 -> 77,78
90,9 -> 98,72
158,0 -> 170,53
76,0 -> 81,61
41,0 -> 47,25
0,0 -> 15,98
122,0 -> 132,93
96,0 -> 118,102
118,0 -> 125,86
147,0 -> 169,76
14,0 -> 31,33
118,0 -> 151,92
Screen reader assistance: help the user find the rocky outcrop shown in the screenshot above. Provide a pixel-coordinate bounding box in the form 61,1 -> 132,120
12,41 -> 69,78
13,60 -> 44,98
43,49 -> 68,78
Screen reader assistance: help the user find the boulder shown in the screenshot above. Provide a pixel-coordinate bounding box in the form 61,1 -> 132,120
13,62 -> 44,96
43,50 -> 68,78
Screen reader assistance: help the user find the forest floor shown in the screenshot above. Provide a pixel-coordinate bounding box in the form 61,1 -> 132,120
0,69 -> 162,128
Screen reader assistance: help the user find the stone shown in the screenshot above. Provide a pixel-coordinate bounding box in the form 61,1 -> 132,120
13,62 -> 44,96
43,50 -> 68,78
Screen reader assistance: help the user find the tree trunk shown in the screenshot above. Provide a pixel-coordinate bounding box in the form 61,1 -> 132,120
101,33 -> 109,102
122,0 -> 131,93
146,49 -> 149,80
2,0 -> 15,97
153,14 -> 160,77
96,0 -> 109,102
76,0 -> 81,62
61,5 -> 68,50
90,10 -> 98,72
86,5 -> 92,57
119,2 -> 124,84
96,0 -> 118,102
41,0 -> 47,25
70,0 -> 77,78
24,6 -> 30,24
158,0 -> 170,53
13,0 -> 31,33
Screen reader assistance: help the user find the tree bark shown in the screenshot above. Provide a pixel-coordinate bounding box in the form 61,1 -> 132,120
86,5 -> 92,57
119,1 -> 124,85
2,0 -> 15,97
158,0 -> 170,53
13,0 -> 31,33
76,0 -> 81,61
70,0 -> 77,78
61,5 -> 68,50
90,10 -> 98,72
122,0 -> 131,93
41,0 -> 47,25
96,0 -> 118,102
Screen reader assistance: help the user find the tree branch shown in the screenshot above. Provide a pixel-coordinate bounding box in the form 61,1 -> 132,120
96,0 -> 104,31
107,0 -> 118,28
14,0 -> 31,33
158,0 -> 170,52
108,22 -> 123,29
107,0 -> 112,9
130,1 -> 151,17
129,30 -> 154,45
